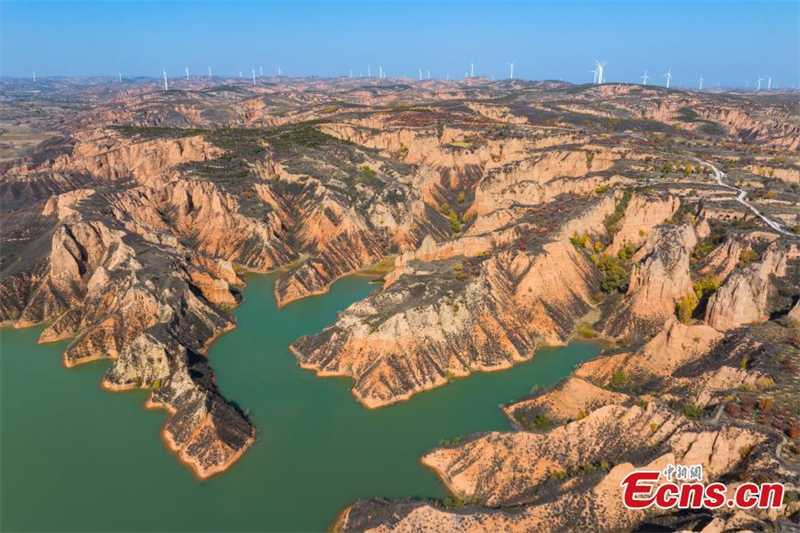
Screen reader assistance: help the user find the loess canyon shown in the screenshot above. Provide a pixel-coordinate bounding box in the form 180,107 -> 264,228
1,75 -> 799,532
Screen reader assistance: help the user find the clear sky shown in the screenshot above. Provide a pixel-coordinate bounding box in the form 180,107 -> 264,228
1,1 -> 798,88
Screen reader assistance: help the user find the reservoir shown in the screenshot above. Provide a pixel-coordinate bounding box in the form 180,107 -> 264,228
0,274 -> 599,532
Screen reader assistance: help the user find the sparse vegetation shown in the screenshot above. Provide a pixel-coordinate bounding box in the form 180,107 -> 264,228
676,294 -> 698,324
570,231 -> 590,248
591,254 -> 629,293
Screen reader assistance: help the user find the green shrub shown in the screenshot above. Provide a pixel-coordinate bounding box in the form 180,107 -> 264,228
693,274 -> 719,299
449,211 -> 462,233
617,243 -> 635,261
358,165 -> 377,177
681,404 -> 702,420
575,322 -> 597,339
676,294 -> 698,324
591,254 -> 629,293
443,497 -> 467,509
526,414 -> 551,432
611,370 -> 628,388
570,231 -> 590,248
739,248 -> 760,266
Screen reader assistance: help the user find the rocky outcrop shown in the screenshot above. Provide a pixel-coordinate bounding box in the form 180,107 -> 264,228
700,237 -> 743,282
607,192 -> 680,255
335,402 -> 772,533
503,377 -> 628,426
579,318 -> 723,384
604,224 -> 697,339
705,246 -> 788,330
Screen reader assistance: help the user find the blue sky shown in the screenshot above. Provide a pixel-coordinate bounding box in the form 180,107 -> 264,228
1,1 -> 798,87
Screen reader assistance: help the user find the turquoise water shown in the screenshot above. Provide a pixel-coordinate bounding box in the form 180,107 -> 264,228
0,274 -> 599,532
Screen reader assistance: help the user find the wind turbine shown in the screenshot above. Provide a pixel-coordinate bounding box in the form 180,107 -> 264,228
349,67 -> 353,78
507,60 -> 516,80
239,70 -> 242,78
767,76 -> 772,90
470,61 -> 474,78
260,66 -> 263,77
662,67 -> 672,89
33,71 -> 36,82
367,65 -> 371,78
185,67 -> 189,80
208,66 -> 212,79
163,68 -> 168,91
640,69 -> 650,85
756,75 -> 763,91
589,66 -> 598,84
419,68 -> 423,81
595,61 -> 607,84
427,69 -> 430,79
698,77 -> 703,91
379,65 -> 383,79
278,66 -> 282,77
118,72 -> 122,83
251,67 -> 256,86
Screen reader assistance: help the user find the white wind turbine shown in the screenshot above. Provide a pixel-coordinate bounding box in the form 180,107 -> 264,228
118,72 -> 122,83
507,60 -> 516,80
33,71 -> 36,82
208,66 -> 212,79
756,75 -> 763,91
378,65 -> 383,79
367,65 -> 371,78
767,76 -> 772,90
163,68 -> 168,91
419,68 -> 423,81
427,69 -> 430,79
185,67 -> 190,80
662,67 -> 672,89
589,66 -> 598,84
470,61 -> 474,78
260,66 -> 263,78
640,69 -> 650,85
698,77 -> 703,90
595,60 -> 607,84
251,67 -> 256,86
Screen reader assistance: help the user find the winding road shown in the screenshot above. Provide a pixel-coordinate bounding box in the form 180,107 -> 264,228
700,159 -> 794,237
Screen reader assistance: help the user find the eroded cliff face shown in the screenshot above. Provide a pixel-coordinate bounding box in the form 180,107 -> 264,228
603,224 -> 697,339
705,246 -> 788,330
606,192 -> 680,255
291,197 -> 616,407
